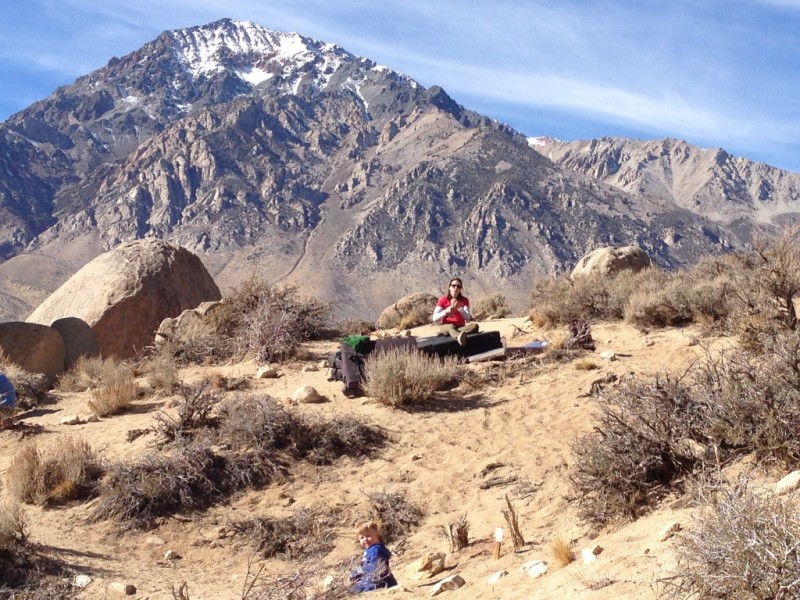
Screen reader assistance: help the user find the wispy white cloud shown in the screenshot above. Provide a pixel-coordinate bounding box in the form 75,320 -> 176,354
1,0 -> 800,170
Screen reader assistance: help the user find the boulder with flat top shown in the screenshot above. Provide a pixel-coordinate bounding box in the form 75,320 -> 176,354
571,245 -> 651,279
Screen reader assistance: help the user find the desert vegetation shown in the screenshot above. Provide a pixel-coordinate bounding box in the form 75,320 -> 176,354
363,348 -> 459,408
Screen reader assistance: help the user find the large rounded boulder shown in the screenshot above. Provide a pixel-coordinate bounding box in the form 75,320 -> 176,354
0,322 -> 65,383
571,245 -> 651,279
27,240 -> 222,359
377,292 -> 438,329
50,317 -> 101,369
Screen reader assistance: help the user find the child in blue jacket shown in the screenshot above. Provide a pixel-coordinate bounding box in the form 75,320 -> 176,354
351,521 -> 398,592
0,372 -> 16,429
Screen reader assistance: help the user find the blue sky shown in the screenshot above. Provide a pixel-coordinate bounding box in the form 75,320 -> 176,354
2,0 -> 800,172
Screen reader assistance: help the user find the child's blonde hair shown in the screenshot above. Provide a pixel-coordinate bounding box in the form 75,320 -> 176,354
357,520 -> 381,537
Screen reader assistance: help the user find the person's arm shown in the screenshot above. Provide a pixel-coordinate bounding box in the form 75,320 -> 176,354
432,304 -> 448,323
360,545 -> 391,588
458,303 -> 472,322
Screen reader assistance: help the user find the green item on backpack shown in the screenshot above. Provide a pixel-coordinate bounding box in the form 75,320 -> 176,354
342,334 -> 371,354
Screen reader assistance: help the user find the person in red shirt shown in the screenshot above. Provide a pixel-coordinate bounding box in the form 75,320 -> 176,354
432,278 -> 479,346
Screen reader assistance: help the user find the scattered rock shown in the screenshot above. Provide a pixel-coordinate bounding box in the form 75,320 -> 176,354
318,360 -> 329,369
403,329 -> 412,337
59,414 -> 81,425
109,581 -> 137,595
775,471 -> 800,495
520,560 -> 548,578
430,574 -> 465,596
292,386 -> 325,404
581,548 -> 598,564
410,453 -> 423,461
487,570 -> 507,585
658,522 -> 683,541
405,552 -> 446,580
675,438 -> 706,460
74,574 -> 92,588
164,549 -> 180,560
599,351 -> 617,361
145,536 -> 165,546
301,364 -> 319,372
256,365 -> 279,379
85,414 -> 100,423
642,339 -> 655,347
322,575 -> 335,592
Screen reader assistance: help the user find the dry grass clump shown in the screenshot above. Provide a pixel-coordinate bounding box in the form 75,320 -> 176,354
5,436 -> 103,506
231,507 -> 342,559
87,362 -> 137,417
474,293 -> 511,319
367,491 -> 423,545
363,348 -> 459,408
551,536 -> 575,567
56,355 -> 115,392
241,560 -> 354,600
140,351 -> 180,394
211,278 -> 333,363
669,478 -> 800,599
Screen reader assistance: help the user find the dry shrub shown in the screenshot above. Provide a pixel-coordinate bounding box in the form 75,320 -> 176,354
551,536 -> 575,567
241,559 -> 354,600
670,478 -> 800,599
231,507 -> 341,559
91,441 -> 226,530
367,491 -> 423,545
530,269 -> 670,327
0,353 -> 49,410
571,374 -> 709,525
153,380 -> 221,445
474,293 -> 511,319
141,351 -> 180,394
5,436 -> 103,506
87,363 -> 137,417
56,355 -> 117,392
574,358 -> 599,371
363,348 -> 459,408
337,318 -> 375,336
0,500 -> 27,550
211,278 -> 333,363
623,275 -> 694,329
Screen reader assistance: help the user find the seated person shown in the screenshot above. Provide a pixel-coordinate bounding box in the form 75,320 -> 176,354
351,521 -> 398,592
432,278 -> 479,346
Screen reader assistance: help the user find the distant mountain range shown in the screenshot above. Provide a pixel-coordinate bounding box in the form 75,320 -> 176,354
0,18 -> 795,321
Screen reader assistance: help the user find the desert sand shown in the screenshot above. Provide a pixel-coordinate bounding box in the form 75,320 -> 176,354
0,318 -> 740,599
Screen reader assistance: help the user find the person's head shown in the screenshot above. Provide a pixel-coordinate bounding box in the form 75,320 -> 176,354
447,278 -> 464,300
357,521 -> 381,548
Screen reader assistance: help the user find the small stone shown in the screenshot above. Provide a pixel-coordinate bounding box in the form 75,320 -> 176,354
405,552 -> 446,580
590,544 -> 604,555
321,575 -> 335,591
318,360 -> 329,369
292,385 -> 325,404
403,330 -> 412,337
301,365 -> 319,372
599,351 -> 617,361
282,397 -> 297,407
642,339 -> 655,347
85,414 -> 100,423
164,549 -> 180,560
430,574 -> 465,596
487,570 -> 507,585
60,414 -> 81,425
256,365 -> 279,379
74,574 -> 92,588
165,397 -> 180,408
109,581 -> 137,595
658,522 -> 682,541
581,548 -> 598,564
410,453 -> 423,461
520,560 -> 548,579
776,471 -> 800,495
145,535 -> 165,546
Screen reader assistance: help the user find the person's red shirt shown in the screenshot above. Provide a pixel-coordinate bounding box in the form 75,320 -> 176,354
436,295 -> 470,328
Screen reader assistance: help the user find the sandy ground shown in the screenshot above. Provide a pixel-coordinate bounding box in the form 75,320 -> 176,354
0,318 -> 744,599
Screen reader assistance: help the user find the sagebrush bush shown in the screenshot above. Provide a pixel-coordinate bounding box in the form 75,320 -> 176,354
363,348 -> 459,408
367,491 -> 423,545
153,380 -> 221,445
473,293 -> 511,319
56,355 -> 114,392
5,436 -> 103,506
623,276 -> 694,329
571,374 -> 710,524
0,500 -> 26,550
86,362 -> 137,417
211,278 -> 333,363
141,351 -> 180,394
231,507 -> 341,559
91,441 -> 226,530
0,352 -> 49,410
670,479 -> 800,599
